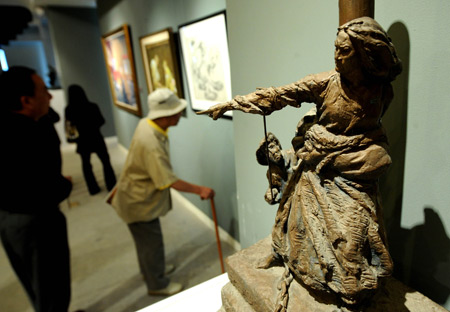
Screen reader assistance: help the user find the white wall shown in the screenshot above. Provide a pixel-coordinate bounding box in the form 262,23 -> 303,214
49,89 -> 68,147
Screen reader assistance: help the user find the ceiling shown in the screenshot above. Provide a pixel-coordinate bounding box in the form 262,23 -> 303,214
0,0 -> 96,45
0,0 -> 96,8
0,5 -> 32,45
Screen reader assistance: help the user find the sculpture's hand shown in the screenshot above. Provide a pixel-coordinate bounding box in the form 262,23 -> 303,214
264,187 -> 280,204
197,92 -> 269,119
197,102 -> 232,120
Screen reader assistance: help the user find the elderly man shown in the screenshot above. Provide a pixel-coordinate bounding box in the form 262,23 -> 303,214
112,88 -> 215,296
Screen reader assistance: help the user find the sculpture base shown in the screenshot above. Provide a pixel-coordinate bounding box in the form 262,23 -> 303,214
221,236 -> 446,312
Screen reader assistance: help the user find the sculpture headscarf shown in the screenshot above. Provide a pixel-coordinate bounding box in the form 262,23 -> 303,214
338,17 -> 402,82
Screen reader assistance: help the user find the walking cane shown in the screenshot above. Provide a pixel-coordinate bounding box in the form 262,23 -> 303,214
210,198 -> 225,273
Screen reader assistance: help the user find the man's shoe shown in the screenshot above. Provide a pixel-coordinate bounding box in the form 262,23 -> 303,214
148,282 -> 183,296
141,264 -> 176,281
165,264 -> 176,275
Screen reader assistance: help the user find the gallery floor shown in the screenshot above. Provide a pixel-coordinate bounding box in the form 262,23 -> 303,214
0,138 -> 238,312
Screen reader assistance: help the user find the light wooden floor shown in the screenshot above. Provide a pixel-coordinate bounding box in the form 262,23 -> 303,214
0,138 -> 237,312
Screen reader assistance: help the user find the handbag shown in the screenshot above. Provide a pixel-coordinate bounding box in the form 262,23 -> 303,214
65,120 -> 79,143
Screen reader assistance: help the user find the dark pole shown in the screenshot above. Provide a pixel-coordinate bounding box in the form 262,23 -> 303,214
339,0 -> 374,25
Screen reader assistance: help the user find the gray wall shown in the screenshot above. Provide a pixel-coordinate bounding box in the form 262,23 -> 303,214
2,41 -> 49,84
227,0 -> 338,248
46,7 -> 116,137
96,0 -> 239,239
226,0 -> 450,308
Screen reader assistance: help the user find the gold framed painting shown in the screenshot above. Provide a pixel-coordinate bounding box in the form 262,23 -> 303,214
101,24 -> 142,116
139,27 -> 183,98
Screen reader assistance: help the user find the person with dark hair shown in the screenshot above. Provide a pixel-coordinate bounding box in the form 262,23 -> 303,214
0,66 -> 74,311
65,84 -> 116,195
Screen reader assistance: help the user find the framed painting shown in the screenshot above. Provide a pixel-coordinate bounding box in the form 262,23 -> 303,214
140,27 -> 183,98
101,24 -> 142,116
179,11 -> 232,118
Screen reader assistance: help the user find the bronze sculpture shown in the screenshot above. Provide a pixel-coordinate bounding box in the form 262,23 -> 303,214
200,17 -> 402,307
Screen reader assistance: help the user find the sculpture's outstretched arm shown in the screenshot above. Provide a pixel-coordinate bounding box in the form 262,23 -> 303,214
197,84 -> 303,119
197,71 -> 333,120
196,93 -> 266,120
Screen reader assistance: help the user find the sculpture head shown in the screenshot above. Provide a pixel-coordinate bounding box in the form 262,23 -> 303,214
336,17 -> 402,82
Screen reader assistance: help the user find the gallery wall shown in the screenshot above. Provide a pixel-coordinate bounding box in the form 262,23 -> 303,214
95,0 -> 239,239
2,41 -> 49,84
226,0 -> 450,308
46,7 -> 116,137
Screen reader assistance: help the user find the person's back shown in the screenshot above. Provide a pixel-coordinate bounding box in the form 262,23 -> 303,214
65,85 -> 105,151
65,84 -> 116,194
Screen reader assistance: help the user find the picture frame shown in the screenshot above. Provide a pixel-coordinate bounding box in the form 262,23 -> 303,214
179,11 -> 232,118
101,24 -> 142,116
139,27 -> 183,99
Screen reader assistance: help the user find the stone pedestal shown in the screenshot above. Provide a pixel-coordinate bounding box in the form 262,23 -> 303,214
221,236 -> 447,312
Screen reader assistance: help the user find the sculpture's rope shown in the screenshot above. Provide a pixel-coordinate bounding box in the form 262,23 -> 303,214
263,114 -> 274,201
274,262 -> 293,312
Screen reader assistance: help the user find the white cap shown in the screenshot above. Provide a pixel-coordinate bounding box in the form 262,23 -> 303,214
147,88 -> 187,120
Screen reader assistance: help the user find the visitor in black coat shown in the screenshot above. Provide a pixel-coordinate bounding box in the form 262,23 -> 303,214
65,84 -> 116,195
0,66 -> 73,312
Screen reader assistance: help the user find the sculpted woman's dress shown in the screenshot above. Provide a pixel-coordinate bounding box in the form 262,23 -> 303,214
200,17 -> 402,306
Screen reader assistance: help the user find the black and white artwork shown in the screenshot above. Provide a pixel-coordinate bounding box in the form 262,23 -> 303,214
179,12 -> 232,117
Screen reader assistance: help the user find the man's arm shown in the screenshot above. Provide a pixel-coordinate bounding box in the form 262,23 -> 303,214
170,179 -> 215,200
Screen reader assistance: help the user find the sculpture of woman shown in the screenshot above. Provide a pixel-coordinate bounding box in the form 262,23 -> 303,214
200,17 -> 402,305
